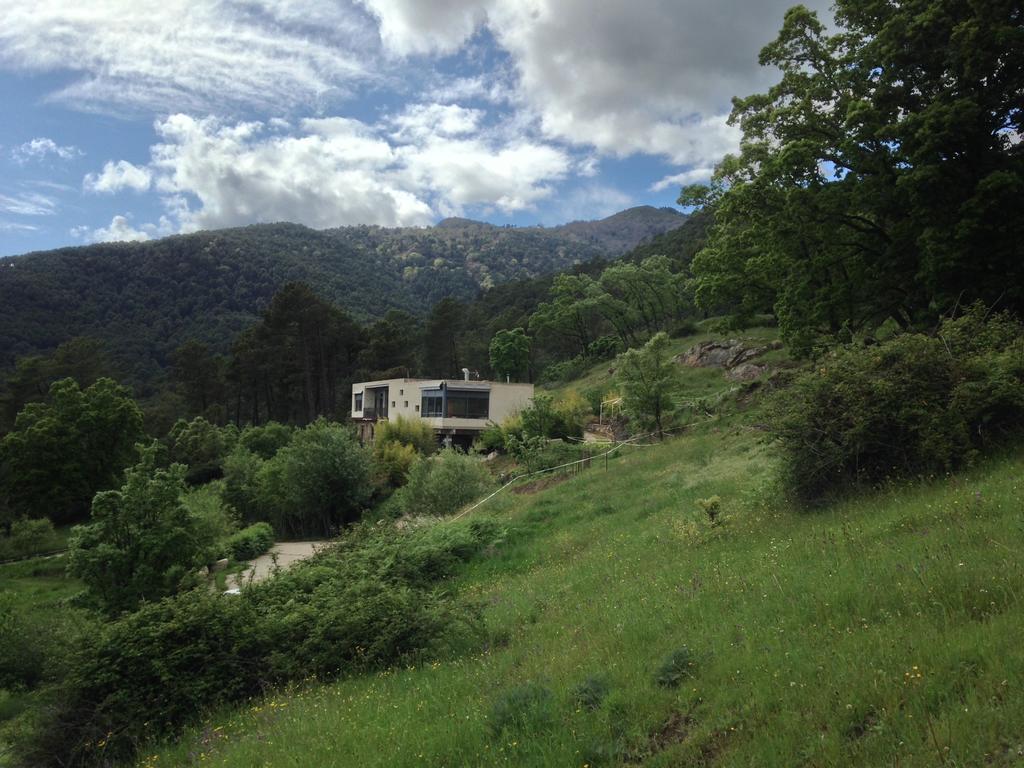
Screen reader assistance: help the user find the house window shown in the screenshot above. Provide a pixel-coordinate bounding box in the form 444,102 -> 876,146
354,393 -> 363,411
399,388 -> 404,395
415,405 -> 420,412
421,391 -> 443,417
446,390 -> 489,419
391,401 -> 396,408
404,401 -> 409,408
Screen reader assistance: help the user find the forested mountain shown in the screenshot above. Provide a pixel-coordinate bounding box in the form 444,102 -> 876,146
0,207 -> 685,385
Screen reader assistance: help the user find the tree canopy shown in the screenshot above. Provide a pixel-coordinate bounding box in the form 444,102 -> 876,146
686,0 -> 1024,353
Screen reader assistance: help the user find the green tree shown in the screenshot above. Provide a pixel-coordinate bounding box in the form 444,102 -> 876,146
616,332 -> 680,436
67,444 -> 211,614
488,328 -> 531,382
171,340 -> 227,421
255,419 -> 372,537
0,378 -> 145,524
423,298 -> 465,377
167,416 -> 235,484
687,1 -> 1024,353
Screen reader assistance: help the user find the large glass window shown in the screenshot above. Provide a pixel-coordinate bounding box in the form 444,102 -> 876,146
353,392 -> 363,411
446,390 -> 489,419
421,390 -> 443,417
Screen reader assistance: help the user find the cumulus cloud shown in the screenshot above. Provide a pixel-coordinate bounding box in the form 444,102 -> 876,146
0,191 -> 57,216
84,160 -> 153,193
88,215 -> 151,243
363,0 -> 830,168
0,0 -> 377,113
138,108 -> 569,232
650,166 -> 715,192
11,137 -> 81,163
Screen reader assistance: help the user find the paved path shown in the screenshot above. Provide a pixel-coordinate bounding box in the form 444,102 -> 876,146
229,541 -> 324,590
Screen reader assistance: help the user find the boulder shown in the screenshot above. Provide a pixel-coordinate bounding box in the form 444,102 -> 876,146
726,362 -> 770,381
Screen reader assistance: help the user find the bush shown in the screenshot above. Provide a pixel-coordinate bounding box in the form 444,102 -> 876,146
167,417 -> 234,485
586,335 -> 623,360
654,646 -> 697,688
771,306 -> 1024,503
372,441 -> 420,490
538,356 -> 588,384
520,394 -> 583,441
668,319 -> 700,338
19,518 -> 500,767
573,676 -> 611,711
223,522 -> 275,561
0,518 -> 63,561
472,422 -> 507,455
399,449 -> 493,517
237,422 -> 293,460
181,482 -> 238,562
255,419 -> 373,538
375,415 -> 437,456
67,445 -> 215,615
221,445 -> 263,523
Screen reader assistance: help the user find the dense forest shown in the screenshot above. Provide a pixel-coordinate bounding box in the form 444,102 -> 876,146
0,206 -> 685,389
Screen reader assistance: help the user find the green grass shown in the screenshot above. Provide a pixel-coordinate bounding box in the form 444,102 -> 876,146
142,410 -> 1024,767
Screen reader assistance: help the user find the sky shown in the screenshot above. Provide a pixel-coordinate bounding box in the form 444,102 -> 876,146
0,0 -> 830,257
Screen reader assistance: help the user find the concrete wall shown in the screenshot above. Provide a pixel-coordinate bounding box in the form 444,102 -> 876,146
351,378 -> 534,433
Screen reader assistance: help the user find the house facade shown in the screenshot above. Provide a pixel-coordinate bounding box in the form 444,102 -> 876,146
351,376 -> 534,447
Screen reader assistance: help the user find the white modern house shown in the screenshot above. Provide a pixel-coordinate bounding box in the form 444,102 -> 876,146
351,373 -> 533,448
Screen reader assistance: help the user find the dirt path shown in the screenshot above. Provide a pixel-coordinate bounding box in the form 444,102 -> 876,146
228,541 -> 324,591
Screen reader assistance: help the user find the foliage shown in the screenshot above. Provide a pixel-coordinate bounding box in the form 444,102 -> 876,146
254,419 -> 372,537
472,422 -> 507,455
538,356 -> 589,385
687,1 -> 1024,351
0,378 -> 144,525
375,415 -> 437,456
66,445 -> 213,615
0,519 -> 63,562
654,647 -> 697,688
223,522 -> 275,561
180,482 -> 239,561
488,328 -> 531,382
519,394 -> 584,441
572,676 -> 610,711
167,416 -> 235,484
237,421 -> 294,459
399,450 -> 493,517
18,518 -> 500,767
221,445 -> 264,524
373,441 -> 421,490
696,496 -> 722,525
616,332 -> 681,435
770,307 -> 1024,503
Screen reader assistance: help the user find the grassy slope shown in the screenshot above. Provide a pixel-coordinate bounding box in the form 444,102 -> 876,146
146,357 -> 1024,767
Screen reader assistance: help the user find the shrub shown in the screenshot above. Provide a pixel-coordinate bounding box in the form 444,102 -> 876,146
373,440 -> 420,490
586,335 -> 623,360
771,306 -> 1024,503
654,646 -> 697,688
181,482 -> 238,562
167,417 -> 233,485
255,419 -> 373,538
67,445 -> 214,615
399,449 -> 493,517
573,676 -> 611,711
375,415 -> 437,456
520,394 -> 583,441
0,518 -> 63,562
668,319 -> 700,338
223,522 -> 275,561
538,356 -> 588,384
221,445 -> 263,523
696,496 -> 722,525
20,518 -> 500,767
472,422 -> 507,455
237,422 -> 294,460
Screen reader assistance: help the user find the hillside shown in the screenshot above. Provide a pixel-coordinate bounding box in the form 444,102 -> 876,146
140,338 -> 1024,767
0,208 -> 686,384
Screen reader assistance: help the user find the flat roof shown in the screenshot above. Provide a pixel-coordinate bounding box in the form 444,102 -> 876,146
354,377 -> 532,389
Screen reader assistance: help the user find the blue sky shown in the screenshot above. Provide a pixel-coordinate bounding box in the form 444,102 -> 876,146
0,0 -> 829,257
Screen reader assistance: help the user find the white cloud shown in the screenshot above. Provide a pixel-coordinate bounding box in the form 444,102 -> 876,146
137,109 -> 569,232
363,0 -> 830,167
0,191 -> 57,216
650,166 -> 715,193
85,215 -> 152,243
0,221 -> 39,232
84,160 -> 153,193
0,0 -> 378,113
11,137 -> 81,163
